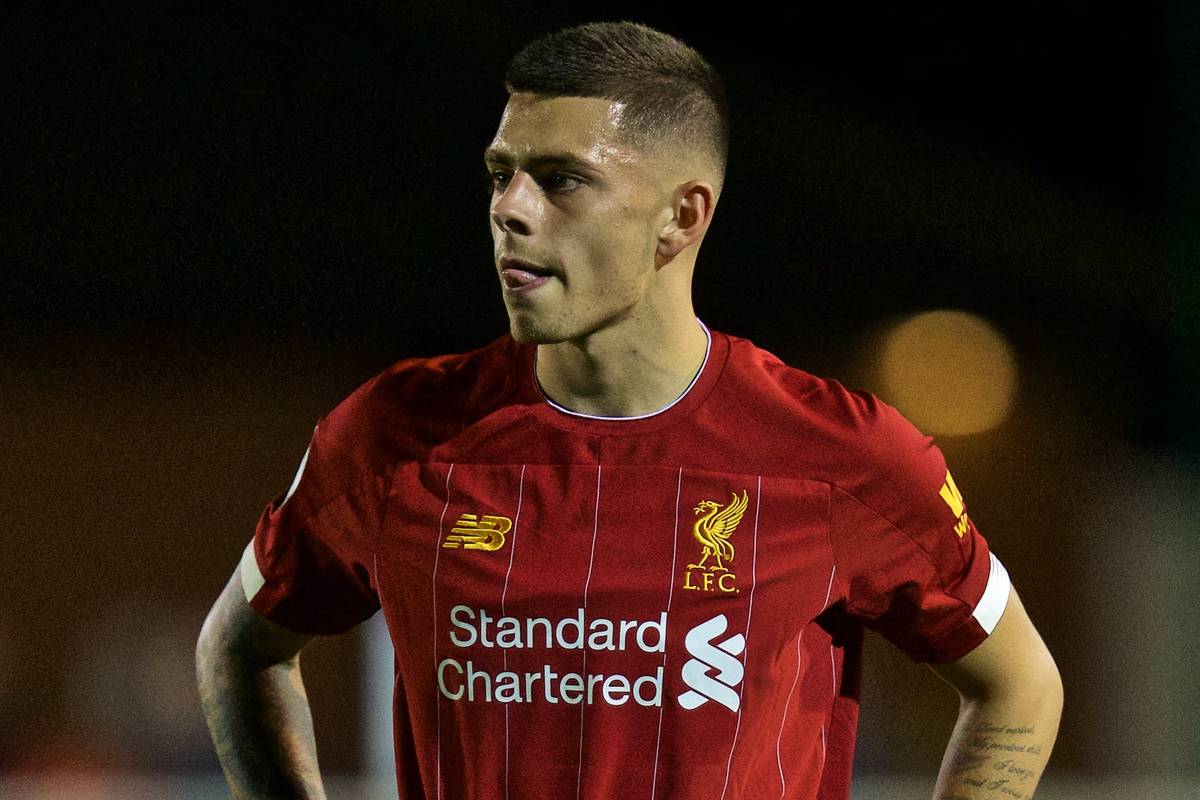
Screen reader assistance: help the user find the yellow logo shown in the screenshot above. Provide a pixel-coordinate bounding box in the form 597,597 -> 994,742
683,489 -> 748,594
938,470 -> 971,539
442,513 -> 512,551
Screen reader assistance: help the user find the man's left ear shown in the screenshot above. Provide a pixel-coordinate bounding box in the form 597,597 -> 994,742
656,181 -> 716,264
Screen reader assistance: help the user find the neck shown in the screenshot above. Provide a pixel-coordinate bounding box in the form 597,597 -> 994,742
534,307 -> 709,418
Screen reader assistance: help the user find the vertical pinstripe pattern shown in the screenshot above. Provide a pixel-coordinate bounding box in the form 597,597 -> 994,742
775,565 -> 837,798
719,474 -> 763,800
777,625 -> 803,797
575,464 -> 603,800
431,463 -> 455,800
649,466 -> 684,800
828,645 -> 837,699
822,641 -> 837,771
501,465 -> 527,800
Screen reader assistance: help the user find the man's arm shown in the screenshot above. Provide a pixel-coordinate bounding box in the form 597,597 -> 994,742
927,585 -> 1063,800
195,562 -> 326,800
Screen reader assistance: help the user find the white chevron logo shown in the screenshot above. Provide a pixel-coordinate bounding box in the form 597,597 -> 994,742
677,614 -> 745,712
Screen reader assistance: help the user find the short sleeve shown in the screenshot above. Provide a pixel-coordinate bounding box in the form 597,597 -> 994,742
828,392 -> 1010,663
240,385 -> 386,636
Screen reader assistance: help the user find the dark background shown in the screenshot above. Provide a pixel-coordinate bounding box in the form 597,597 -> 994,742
3,0 -> 1198,787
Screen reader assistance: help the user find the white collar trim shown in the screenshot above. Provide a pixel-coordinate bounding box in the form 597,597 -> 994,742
535,318 -> 713,421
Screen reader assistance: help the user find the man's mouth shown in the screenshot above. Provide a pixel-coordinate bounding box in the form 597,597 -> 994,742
500,257 -> 557,291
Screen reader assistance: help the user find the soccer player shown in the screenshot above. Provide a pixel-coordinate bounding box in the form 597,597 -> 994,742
196,20 -> 1063,800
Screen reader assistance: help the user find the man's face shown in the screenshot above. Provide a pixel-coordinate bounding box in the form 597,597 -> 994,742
485,93 -> 670,344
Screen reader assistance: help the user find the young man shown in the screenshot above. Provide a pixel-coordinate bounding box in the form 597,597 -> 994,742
196,21 -> 1062,800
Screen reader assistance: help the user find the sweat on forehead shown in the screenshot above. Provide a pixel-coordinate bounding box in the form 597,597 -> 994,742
488,95 -> 635,165
489,93 -> 706,183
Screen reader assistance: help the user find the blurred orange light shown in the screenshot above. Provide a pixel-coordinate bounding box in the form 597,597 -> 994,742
879,310 -> 1017,436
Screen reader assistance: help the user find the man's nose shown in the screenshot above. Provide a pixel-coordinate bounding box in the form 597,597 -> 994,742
490,172 -> 539,236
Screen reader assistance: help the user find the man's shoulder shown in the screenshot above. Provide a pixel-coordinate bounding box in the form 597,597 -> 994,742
719,330 -> 882,431
371,331 -> 521,405
715,329 -> 931,474
320,332 -> 522,460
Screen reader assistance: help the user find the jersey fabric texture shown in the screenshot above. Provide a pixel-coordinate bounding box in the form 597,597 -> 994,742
241,320 -> 1010,800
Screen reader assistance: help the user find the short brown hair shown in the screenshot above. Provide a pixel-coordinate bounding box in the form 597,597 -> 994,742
504,21 -> 729,192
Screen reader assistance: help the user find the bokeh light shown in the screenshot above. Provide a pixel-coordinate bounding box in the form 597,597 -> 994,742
878,310 -> 1018,435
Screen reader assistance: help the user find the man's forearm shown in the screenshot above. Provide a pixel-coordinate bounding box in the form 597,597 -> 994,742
196,646 -> 327,800
932,687 -> 1062,800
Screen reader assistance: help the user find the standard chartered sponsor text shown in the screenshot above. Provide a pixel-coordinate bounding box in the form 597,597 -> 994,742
438,605 -> 668,707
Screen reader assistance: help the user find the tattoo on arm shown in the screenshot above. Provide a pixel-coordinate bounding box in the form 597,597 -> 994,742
941,721 -> 1045,800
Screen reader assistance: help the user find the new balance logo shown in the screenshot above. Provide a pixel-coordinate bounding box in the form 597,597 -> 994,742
442,513 -> 511,551
677,614 -> 745,712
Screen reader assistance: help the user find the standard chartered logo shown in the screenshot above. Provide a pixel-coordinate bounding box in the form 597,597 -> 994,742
437,605 -> 666,707
435,606 -> 748,712
677,614 -> 745,712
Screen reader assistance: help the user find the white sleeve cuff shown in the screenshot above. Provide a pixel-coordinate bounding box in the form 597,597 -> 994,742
971,552 -> 1010,634
240,538 -> 267,603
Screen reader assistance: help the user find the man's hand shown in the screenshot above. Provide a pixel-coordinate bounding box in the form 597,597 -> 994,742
927,585 -> 1063,800
196,563 -> 327,800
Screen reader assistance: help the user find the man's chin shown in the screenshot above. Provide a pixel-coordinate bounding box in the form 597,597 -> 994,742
507,318 -> 568,345
505,306 -> 620,346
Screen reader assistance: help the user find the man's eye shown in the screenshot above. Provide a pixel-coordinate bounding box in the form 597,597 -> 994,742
485,170 -> 581,195
545,173 -> 581,191
486,171 -> 510,193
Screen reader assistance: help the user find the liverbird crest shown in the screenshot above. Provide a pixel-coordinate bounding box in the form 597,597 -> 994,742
687,489 -> 749,573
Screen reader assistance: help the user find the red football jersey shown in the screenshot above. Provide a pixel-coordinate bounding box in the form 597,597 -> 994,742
241,320 -> 1010,800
